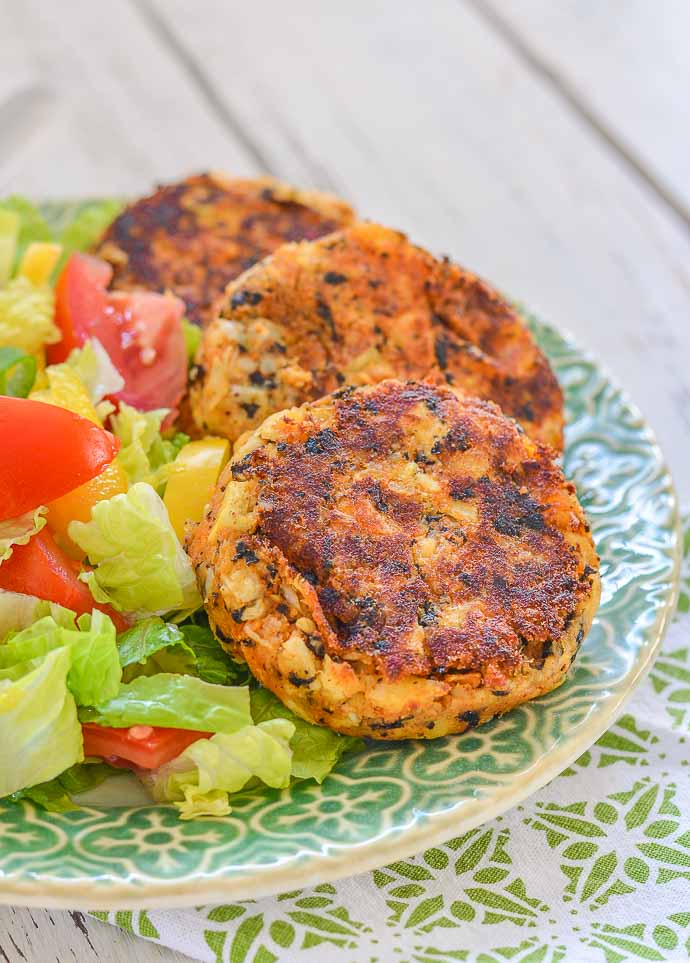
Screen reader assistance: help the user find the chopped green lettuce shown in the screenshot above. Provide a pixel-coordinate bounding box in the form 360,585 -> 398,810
0,646 -> 82,797
143,718 -> 294,818
0,346 -> 38,397
0,609 -> 121,706
250,687 -> 363,783
68,482 -> 201,618
0,197 -> 52,270
117,617 -> 196,682
0,209 -> 19,285
0,196 -> 121,283
66,338 -> 124,407
9,761 -> 121,813
179,616 -> 251,686
64,611 -> 122,706
0,506 -> 46,564
0,590 -> 76,640
118,615 -> 250,687
0,276 -> 59,354
79,672 -> 251,733
110,403 -> 189,493
182,318 -> 201,363
57,199 -> 122,265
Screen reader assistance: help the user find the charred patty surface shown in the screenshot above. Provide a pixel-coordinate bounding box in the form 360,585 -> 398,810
187,380 -> 599,739
190,222 -> 563,448
95,172 -> 355,327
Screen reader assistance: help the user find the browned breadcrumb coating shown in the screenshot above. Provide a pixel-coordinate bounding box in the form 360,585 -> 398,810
187,380 -> 599,740
190,221 -> 564,449
95,172 -> 355,327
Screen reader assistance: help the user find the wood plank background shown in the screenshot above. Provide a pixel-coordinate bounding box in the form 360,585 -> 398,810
0,1 -> 688,960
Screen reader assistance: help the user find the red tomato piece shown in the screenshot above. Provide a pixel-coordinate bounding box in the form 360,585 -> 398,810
0,397 -> 120,521
0,528 -> 128,631
50,254 -> 112,362
49,253 -> 187,412
82,723 -> 212,769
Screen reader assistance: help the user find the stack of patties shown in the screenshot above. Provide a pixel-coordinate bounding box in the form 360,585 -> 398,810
102,177 -> 600,740
96,172 -> 355,326
95,172 -> 354,430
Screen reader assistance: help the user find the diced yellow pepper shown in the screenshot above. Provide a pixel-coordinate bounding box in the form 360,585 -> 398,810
31,357 -> 49,391
32,362 -> 128,557
164,438 -> 230,542
47,462 -> 129,558
18,242 -> 62,286
31,363 -> 99,422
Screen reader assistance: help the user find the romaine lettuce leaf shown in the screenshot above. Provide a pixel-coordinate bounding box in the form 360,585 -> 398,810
0,345 -> 38,397
66,338 -> 124,407
109,403 -> 189,493
179,616 -> 251,686
0,276 -> 59,354
69,611 -> 122,705
250,687 -> 363,783
0,197 -> 52,269
0,210 -> 18,286
182,318 -> 201,363
0,506 -> 46,564
0,590 -> 76,640
0,196 -> 121,281
0,646 -> 82,796
142,718 -> 294,818
79,672 -> 251,733
9,761 -> 121,813
118,615 -> 249,687
0,609 -> 121,706
57,199 -> 122,264
68,482 -> 201,618
117,617 -> 196,682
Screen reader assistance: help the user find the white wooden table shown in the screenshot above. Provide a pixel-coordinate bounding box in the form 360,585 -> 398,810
1,1 -> 688,960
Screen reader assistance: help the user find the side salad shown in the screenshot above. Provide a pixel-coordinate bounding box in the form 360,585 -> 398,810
0,197 -> 359,819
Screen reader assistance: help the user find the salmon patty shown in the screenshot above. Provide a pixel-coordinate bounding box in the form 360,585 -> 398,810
190,222 -> 563,449
187,380 -> 599,740
95,172 -> 355,327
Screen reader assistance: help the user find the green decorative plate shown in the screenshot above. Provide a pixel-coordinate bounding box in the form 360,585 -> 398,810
0,207 -> 680,907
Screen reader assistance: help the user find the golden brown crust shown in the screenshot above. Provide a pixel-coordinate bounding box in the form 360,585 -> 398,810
187,380 -> 599,739
95,172 -> 355,327
190,222 -> 564,449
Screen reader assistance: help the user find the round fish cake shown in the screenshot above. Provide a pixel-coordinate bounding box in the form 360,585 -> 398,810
187,380 -> 599,740
190,222 -> 564,449
95,172 -> 355,327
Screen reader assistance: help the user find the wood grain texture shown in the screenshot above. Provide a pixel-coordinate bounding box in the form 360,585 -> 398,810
479,0 -> 690,223
141,0 -> 690,494
0,907 -> 193,962
0,0 -> 688,959
0,0 -> 260,196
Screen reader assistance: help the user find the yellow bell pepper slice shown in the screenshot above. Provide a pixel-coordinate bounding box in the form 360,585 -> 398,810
32,364 -> 128,557
46,464 -> 129,558
31,363 -> 99,422
18,242 -> 62,286
164,438 -> 230,542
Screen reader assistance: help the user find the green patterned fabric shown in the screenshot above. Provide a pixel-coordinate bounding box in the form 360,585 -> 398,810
90,512 -> 690,962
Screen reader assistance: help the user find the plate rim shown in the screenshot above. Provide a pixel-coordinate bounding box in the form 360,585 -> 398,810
0,293 -> 681,908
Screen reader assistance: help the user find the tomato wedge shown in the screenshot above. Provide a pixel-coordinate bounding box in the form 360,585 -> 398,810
0,396 -> 120,521
82,723 -> 211,769
49,253 -> 187,412
49,254 -> 113,362
0,528 -> 128,631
